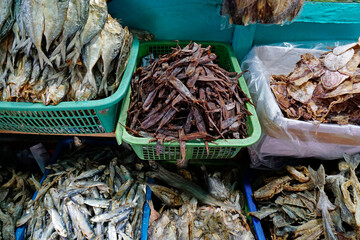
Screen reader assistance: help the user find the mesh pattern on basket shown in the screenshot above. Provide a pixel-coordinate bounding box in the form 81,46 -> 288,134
0,109 -> 104,134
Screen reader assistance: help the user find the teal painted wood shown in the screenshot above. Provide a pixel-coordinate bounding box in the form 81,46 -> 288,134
253,22 -> 360,46
107,0 -> 234,42
232,25 -> 256,62
296,2 -> 360,24
233,2 -> 360,60
106,0 -> 360,61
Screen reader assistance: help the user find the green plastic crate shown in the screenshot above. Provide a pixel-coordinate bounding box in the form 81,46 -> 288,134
0,38 -> 139,134
116,41 -> 261,160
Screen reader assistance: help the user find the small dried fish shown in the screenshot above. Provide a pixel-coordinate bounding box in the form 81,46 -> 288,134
148,165 -> 254,240
20,144 -> 147,240
0,156 -> 41,240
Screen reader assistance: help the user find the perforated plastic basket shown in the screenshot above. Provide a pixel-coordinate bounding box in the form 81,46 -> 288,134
116,41 -> 261,160
0,38 -> 139,134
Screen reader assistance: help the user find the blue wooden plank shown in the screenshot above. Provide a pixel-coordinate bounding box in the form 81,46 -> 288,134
296,2 -> 360,24
107,0 -> 233,42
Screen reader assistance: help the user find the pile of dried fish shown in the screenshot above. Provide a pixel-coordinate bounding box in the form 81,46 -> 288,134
0,165 -> 41,240
18,144 -> 147,240
251,154 -> 360,239
127,42 -> 252,162
271,40 -> 360,125
222,0 -> 304,26
147,163 -> 255,240
0,0 -> 133,105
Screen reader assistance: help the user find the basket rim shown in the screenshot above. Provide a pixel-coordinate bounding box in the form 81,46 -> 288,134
116,40 -> 261,148
0,37 -> 140,111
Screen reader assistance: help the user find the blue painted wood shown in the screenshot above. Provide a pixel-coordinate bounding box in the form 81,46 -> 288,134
296,2 -> 360,24
107,0 -> 234,42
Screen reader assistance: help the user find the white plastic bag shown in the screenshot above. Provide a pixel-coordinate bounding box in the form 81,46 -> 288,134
241,41 -> 360,169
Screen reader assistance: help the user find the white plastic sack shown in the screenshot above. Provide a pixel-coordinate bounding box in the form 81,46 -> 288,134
241,41 -> 360,169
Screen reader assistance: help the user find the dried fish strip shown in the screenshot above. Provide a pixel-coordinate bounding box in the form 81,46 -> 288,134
127,42 -> 252,162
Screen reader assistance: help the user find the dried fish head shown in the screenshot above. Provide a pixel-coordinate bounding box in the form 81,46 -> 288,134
148,184 -> 184,207
43,78 -> 69,105
208,176 -> 231,201
129,28 -> 154,42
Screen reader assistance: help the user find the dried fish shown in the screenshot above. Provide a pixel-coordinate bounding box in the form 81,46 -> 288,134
222,0 -> 304,26
148,165 -> 254,240
127,42 -> 252,162
251,153 -> 360,239
271,40 -> 360,125
0,155 -> 41,240
0,0 -> 132,104
19,144 -> 147,240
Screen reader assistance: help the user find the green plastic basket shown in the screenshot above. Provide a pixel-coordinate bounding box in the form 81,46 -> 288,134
116,41 -> 261,160
0,38 -> 139,134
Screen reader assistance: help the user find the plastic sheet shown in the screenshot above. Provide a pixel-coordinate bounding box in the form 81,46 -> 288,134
241,41 -> 360,169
